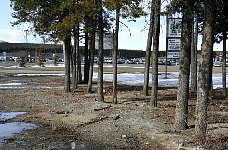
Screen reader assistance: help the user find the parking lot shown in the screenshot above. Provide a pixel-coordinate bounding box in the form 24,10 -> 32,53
1,60 -> 228,75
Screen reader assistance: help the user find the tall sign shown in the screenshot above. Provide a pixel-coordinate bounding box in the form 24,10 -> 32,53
166,18 -> 182,59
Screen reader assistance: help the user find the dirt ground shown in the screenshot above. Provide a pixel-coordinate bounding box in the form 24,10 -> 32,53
0,66 -> 228,149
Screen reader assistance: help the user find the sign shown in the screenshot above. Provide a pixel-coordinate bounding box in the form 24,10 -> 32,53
168,18 -> 182,38
166,17 -> 182,59
168,39 -> 181,51
167,52 -> 180,59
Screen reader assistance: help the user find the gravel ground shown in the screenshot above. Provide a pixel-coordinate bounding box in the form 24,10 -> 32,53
0,63 -> 228,150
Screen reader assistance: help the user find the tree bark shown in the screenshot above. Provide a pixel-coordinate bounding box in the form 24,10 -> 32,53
84,30 -> 90,84
97,0 -> 104,102
150,0 -> 160,107
71,47 -> 74,80
77,47 -> 82,84
191,15 -> 198,92
143,0 -> 155,96
195,0 -> 214,139
87,29 -> 96,93
73,24 -> 80,89
64,34 -> 71,92
113,4 -> 120,104
208,46 -> 213,91
175,8 -> 193,130
222,32 -> 227,98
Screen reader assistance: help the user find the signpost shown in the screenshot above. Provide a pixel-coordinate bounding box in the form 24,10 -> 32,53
165,17 -> 182,78
167,38 -> 181,59
167,18 -> 182,38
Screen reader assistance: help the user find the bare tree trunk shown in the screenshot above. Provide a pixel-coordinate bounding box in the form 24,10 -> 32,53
143,0 -> 155,96
175,8 -> 193,130
72,34 -> 77,89
207,47 -> 214,103
113,4 -> 120,104
64,34 -> 71,92
195,0 -> 214,139
222,32 -> 227,98
97,0 -> 104,102
87,31 -> 95,93
70,48 -> 73,90
84,30 -> 89,84
87,0 -> 98,93
73,24 -> 80,89
191,15 -> 198,91
150,0 -> 160,107
77,48 -> 82,84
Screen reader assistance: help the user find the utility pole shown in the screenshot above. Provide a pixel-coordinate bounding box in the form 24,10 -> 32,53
24,29 -> 29,63
24,29 -> 28,43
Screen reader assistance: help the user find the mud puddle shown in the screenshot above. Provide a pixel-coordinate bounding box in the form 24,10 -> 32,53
0,112 -> 37,145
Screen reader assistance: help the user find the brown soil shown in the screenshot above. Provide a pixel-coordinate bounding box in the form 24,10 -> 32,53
0,75 -> 228,150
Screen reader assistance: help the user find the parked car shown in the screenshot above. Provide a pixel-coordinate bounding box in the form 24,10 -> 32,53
158,60 -> 165,65
135,58 -> 145,64
158,59 -> 171,65
126,59 -> 134,64
94,57 -> 98,63
213,61 -> 221,67
117,58 -> 125,64
104,57 -> 112,63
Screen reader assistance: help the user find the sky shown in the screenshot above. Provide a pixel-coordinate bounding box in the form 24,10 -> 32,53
0,0 -> 225,51
0,0 -> 43,43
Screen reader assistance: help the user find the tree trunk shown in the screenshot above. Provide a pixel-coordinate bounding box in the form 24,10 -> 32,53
112,4 -> 120,104
73,24 -> 80,89
143,0 -> 155,96
195,0 -> 214,139
71,47 -> 74,79
191,15 -> 198,92
222,32 -> 227,98
84,30 -> 90,84
77,48 -> 82,84
207,46 -> 214,103
72,31 -> 77,90
87,29 -> 96,93
97,1 -> 104,102
150,0 -> 160,107
64,34 -> 71,92
175,8 -> 193,130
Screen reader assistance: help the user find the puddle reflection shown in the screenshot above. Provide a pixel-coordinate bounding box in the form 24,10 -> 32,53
0,112 -> 37,145
0,122 -> 37,145
0,112 -> 26,120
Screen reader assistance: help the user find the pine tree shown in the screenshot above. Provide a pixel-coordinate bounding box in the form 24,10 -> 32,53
195,0 -> 214,139
150,0 -> 161,107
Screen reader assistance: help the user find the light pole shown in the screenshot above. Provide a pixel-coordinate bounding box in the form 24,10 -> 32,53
24,29 -> 28,43
24,29 -> 29,63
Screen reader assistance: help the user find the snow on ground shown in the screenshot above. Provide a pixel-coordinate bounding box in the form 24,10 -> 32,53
9,72 -> 228,89
16,74 -> 65,76
1,62 -> 228,89
93,72 -> 228,89
31,63 -> 65,68
0,83 -> 24,86
93,72 -> 179,87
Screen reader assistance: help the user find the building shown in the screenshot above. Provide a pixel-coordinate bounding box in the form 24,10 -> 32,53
0,42 -> 63,61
